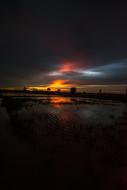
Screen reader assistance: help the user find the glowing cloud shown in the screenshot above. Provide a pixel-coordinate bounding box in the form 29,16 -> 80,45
79,70 -> 102,76
59,63 -> 76,72
48,61 -> 82,76
48,71 -> 63,76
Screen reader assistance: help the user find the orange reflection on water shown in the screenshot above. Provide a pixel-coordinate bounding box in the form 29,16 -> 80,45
50,97 -> 71,107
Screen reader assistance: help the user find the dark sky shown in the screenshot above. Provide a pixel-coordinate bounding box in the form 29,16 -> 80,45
1,1 -> 127,88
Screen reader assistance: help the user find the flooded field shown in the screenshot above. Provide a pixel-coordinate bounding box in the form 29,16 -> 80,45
0,96 -> 127,189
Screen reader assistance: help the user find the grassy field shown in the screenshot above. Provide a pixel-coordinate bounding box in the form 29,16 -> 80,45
0,96 -> 127,189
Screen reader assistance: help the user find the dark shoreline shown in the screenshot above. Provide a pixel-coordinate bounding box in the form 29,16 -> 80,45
0,90 -> 127,102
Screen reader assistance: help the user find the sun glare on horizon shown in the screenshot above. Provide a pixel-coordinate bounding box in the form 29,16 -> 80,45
49,80 -> 71,89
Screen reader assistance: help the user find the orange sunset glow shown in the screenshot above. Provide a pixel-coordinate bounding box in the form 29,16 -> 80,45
24,79 -> 75,92
49,79 -> 70,89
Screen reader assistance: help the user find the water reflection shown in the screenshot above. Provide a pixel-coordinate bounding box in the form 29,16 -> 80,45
76,104 -> 125,126
50,96 -> 72,107
0,97 -> 126,129
0,105 -> 10,128
0,97 -> 127,189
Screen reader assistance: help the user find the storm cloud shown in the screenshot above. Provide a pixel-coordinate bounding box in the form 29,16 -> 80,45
0,1 -> 127,87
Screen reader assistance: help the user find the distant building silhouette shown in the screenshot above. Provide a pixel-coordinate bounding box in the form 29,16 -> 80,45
70,87 -> 77,95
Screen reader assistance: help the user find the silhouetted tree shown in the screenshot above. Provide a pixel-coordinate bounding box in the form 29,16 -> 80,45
99,89 -> 102,94
47,88 -> 51,91
57,89 -> 61,92
70,87 -> 77,95
23,87 -> 27,92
